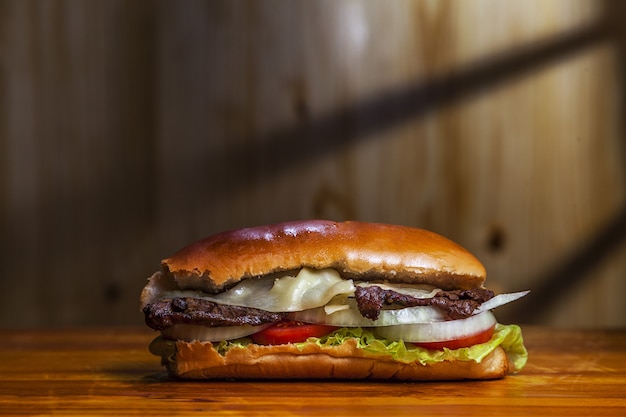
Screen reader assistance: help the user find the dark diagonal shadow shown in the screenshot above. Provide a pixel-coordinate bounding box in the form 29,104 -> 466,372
5,6 -> 621,327
502,206 -> 626,324
202,14 -> 624,324
203,19 -> 610,196
497,0 -> 626,324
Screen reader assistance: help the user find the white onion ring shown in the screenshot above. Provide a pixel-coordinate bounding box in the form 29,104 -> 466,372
375,311 -> 497,342
289,304 -> 447,327
161,323 -> 272,342
476,290 -> 530,313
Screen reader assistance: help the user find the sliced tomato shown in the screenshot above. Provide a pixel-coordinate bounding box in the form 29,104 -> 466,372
250,321 -> 338,345
410,325 -> 495,351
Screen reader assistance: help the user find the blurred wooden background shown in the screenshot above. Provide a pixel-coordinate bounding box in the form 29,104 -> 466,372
1,0 -> 625,328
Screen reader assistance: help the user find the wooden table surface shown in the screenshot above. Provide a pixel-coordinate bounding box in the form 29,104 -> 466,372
1,326 -> 625,416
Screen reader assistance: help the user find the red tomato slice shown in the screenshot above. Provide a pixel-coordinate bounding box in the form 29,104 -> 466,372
410,325 -> 495,351
250,321 -> 338,345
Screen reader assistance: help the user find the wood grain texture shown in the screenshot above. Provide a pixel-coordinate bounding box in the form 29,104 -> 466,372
0,327 -> 625,416
1,0 -> 625,328
0,0 -> 158,327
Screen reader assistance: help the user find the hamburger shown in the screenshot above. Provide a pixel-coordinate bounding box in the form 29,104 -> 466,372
140,220 -> 528,380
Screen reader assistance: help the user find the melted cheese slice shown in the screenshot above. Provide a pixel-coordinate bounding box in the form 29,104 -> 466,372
162,267 -> 439,313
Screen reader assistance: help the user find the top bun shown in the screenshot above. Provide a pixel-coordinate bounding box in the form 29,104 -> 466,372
156,220 -> 486,294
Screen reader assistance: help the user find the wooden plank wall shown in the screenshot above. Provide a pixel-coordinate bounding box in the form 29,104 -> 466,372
1,0 -> 625,328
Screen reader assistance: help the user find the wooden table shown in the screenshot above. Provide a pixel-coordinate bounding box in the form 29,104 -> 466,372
1,326 -> 625,416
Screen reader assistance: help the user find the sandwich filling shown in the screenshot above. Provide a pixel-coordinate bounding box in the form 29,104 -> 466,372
143,267 -> 528,373
143,267 -> 522,332
143,284 -> 495,330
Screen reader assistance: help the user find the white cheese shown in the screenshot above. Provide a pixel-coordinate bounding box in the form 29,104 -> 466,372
161,268 -> 441,313
162,268 -> 354,312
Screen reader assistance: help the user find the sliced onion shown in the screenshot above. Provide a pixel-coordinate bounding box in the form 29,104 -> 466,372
161,323 -> 272,342
477,290 -> 530,313
289,303 -> 448,327
375,311 -> 497,342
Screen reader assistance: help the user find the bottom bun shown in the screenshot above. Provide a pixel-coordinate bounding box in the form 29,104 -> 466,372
166,338 -> 510,380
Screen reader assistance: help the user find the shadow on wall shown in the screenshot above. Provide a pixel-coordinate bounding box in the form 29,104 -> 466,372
202,16 -> 613,198
194,3 -> 626,325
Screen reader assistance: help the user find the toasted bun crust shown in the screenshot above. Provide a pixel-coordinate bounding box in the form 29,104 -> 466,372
153,220 -> 485,295
166,339 -> 509,380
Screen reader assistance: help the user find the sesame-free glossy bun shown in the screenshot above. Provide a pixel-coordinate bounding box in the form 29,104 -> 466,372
154,220 -> 486,295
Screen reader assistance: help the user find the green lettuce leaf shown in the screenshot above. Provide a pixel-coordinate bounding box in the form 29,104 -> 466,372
293,323 -> 527,372
208,323 -> 528,372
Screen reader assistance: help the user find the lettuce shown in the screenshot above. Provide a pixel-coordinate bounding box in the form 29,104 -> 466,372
212,323 -> 528,372
153,323 -> 528,373
297,323 -> 527,372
